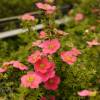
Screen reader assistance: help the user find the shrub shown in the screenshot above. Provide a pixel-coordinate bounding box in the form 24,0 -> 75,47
0,0 -> 100,100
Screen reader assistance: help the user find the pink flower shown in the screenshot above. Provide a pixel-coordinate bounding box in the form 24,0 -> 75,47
48,61 -> 55,71
21,72 -> 42,88
39,39 -> 60,54
39,31 -> 47,38
36,3 -> 55,11
36,3 -> 56,14
2,60 -> 15,67
0,68 -> 7,73
45,9 -> 55,14
36,62 -> 55,82
28,50 -> 42,64
34,58 -> 52,73
71,48 -> 81,56
78,90 -> 90,96
87,39 -> 100,47
12,61 -> 28,70
20,14 -> 35,21
78,90 -> 93,97
50,96 -> 55,100
32,40 -> 42,47
45,5 -> 56,14
60,51 -> 77,65
36,2 -> 44,9
40,96 -> 46,100
37,70 -> 55,82
40,96 -> 55,100
74,13 -> 84,21
44,75 -> 60,90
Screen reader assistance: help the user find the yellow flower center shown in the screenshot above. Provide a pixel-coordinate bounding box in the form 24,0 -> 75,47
20,63 -> 24,67
65,56 -> 72,62
40,64 -> 45,69
28,77 -> 34,82
49,80 -> 54,84
44,4 -> 49,9
48,45 -> 54,49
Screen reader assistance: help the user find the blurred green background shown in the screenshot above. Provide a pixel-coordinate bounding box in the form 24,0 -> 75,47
0,0 -> 35,18
0,0 -> 79,18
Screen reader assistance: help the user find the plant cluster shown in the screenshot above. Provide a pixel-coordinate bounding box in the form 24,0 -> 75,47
0,0 -> 100,100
